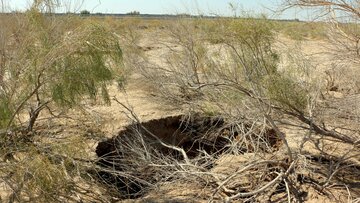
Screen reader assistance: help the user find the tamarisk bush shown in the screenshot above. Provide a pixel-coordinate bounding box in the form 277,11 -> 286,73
0,0 -> 124,201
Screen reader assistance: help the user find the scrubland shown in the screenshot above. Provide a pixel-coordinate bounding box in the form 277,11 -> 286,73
0,2 -> 360,203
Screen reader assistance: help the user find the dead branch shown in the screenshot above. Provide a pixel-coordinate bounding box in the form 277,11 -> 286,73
225,158 -> 298,202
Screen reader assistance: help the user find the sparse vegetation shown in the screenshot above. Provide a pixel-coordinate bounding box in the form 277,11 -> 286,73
275,20 -> 328,40
0,0 -> 359,202
121,7 -> 360,203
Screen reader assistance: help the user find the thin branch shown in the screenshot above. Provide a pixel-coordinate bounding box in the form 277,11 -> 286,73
225,158 -> 298,201
113,96 -> 191,165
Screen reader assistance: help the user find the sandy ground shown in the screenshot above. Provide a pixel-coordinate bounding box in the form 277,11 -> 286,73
89,79 -> 182,136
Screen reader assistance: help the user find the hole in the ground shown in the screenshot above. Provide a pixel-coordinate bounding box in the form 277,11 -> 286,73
95,114 -> 283,199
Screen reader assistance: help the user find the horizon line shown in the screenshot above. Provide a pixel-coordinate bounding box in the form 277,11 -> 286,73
0,11 -> 303,21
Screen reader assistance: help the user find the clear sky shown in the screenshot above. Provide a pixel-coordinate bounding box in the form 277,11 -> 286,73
5,0 -> 304,20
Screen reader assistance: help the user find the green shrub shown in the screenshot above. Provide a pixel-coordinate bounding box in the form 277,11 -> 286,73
266,74 -> 308,111
0,8 -> 123,131
0,96 -> 12,128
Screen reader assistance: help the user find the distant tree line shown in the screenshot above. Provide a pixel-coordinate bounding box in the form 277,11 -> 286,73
80,10 -> 90,16
127,11 -> 140,15
78,10 -> 141,16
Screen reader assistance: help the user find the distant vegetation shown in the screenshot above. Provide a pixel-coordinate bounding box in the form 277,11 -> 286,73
276,20 -> 328,40
127,11 -> 140,15
80,9 -> 90,16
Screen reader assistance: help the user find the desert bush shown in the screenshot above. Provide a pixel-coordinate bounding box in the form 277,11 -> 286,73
138,16 -> 311,120
0,7 -> 123,132
129,10 -> 360,201
0,0 -> 124,202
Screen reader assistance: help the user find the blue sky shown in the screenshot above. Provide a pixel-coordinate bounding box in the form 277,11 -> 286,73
6,0 -> 304,20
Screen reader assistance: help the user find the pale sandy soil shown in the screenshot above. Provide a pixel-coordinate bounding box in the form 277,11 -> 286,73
88,79 -> 182,136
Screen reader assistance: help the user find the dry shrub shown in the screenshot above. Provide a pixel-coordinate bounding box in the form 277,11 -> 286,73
95,112 -> 286,201
121,12 -> 360,201
0,1 -> 125,202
